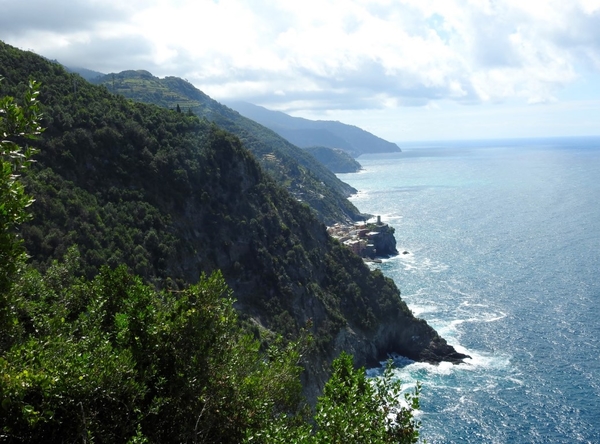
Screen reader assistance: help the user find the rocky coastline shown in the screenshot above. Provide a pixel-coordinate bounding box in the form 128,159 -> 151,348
302,291 -> 470,404
300,214 -> 469,404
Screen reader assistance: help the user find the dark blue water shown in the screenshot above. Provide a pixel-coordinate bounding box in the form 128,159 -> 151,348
338,138 -> 600,443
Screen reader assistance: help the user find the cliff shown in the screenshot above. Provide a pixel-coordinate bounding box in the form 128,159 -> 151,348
368,221 -> 399,257
1,41 -> 467,403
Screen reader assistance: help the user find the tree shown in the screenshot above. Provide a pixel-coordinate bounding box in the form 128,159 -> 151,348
1,255 -> 307,443
0,77 -> 42,344
0,74 -> 423,443
246,352 -> 421,444
312,352 -> 421,444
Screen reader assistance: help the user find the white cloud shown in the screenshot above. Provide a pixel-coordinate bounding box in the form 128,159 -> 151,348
1,0 -> 599,138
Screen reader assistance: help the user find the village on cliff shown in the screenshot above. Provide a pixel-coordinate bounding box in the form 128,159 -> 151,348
327,216 -> 399,260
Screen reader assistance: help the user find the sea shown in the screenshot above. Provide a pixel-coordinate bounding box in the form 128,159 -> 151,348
337,137 -> 600,443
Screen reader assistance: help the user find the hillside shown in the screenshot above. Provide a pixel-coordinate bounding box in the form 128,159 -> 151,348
304,146 -> 362,173
227,101 -> 401,157
65,65 -> 105,82
0,42 -> 466,404
93,70 -> 362,225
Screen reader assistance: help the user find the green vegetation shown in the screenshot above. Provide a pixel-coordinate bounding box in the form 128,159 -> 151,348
93,70 -> 363,224
0,70 -> 422,442
313,353 -> 420,444
0,76 -> 43,339
2,257 -> 306,443
0,41 -> 420,359
0,42 -> 468,391
304,146 -> 362,173
248,353 -> 421,444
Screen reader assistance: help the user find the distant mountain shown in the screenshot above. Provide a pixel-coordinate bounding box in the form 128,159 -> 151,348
304,146 -> 362,173
93,70 -> 362,224
226,101 -> 401,157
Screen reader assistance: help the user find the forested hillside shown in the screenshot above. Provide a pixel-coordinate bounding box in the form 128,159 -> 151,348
304,146 -> 362,173
0,79 -> 418,440
1,42 -> 466,440
93,70 -> 362,224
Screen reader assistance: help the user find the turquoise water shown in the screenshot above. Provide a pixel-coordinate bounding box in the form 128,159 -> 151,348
338,138 -> 600,443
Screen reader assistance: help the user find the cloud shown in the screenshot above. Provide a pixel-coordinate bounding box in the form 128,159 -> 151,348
0,0 -> 151,72
50,36 -> 156,74
1,0 -> 599,116
0,0 -> 128,35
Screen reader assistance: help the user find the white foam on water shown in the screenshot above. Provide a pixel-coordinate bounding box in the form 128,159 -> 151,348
460,301 -> 489,308
455,347 -> 511,372
440,395 -> 469,413
409,304 -> 439,317
507,376 -> 524,386
379,310 -> 512,381
345,141 -> 600,443
421,258 -> 449,273
445,281 -> 478,298
428,318 -> 466,340
385,347 -> 512,391
450,311 -> 507,326
483,312 -> 507,322
347,189 -> 371,201
395,253 -> 449,274
401,262 -> 419,272
384,214 -> 404,225
376,255 -> 400,265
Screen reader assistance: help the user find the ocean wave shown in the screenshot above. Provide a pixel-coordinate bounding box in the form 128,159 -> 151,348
409,304 -> 439,317
395,253 -> 449,273
460,301 -> 489,308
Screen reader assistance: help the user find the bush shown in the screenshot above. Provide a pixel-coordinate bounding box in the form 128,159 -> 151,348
246,352 -> 421,444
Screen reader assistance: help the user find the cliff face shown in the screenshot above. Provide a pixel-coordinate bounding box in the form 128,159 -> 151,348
368,222 -> 399,257
303,292 -> 467,403
1,41 -> 467,403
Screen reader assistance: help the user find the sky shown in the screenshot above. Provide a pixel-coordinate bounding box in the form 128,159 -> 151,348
1,0 -> 599,142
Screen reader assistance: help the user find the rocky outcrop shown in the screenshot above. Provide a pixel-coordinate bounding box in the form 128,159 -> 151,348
367,316 -> 468,365
367,222 -> 398,257
302,308 -> 469,404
